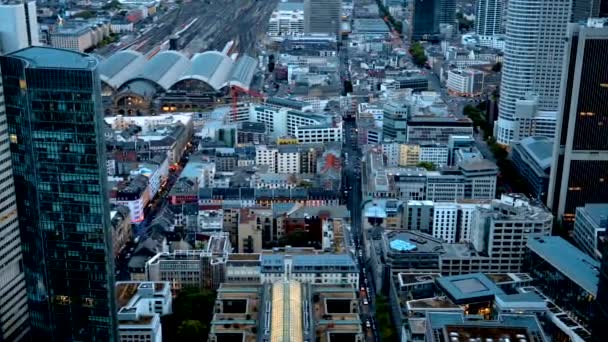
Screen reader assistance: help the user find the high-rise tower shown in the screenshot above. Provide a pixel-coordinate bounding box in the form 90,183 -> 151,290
547,19 -> 608,225
475,0 -> 503,36
304,0 -> 341,37
495,0 -> 572,145
411,0 -> 440,41
0,1 -> 39,54
0,47 -> 117,341
0,62 -> 29,342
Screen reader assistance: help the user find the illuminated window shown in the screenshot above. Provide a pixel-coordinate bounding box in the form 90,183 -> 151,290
9,134 -> 17,144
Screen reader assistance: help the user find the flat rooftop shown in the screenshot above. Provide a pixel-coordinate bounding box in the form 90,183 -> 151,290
398,273 -> 441,287
8,46 -> 97,70
407,297 -> 461,310
527,236 -> 599,296
437,273 -> 505,304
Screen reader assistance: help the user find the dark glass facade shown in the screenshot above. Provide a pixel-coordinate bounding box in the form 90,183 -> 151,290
411,0 -> 440,41
592,242 -> 608,341
0,47 -> 117,341
548,26 -> 608,224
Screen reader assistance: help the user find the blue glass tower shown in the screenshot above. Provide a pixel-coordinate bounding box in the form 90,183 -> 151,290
0,47 -> 117,341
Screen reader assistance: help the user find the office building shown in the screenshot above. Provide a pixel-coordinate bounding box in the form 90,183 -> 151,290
574,203 -> 608,260
208,281 -> 364,342
1,47 -> 117,340
593,240 -> 608,341
115,282 -> 172,342
0,63 -> 29,341
548,20 -> 608,224
525,236 -> 599,325
446,69 -> 485,97
511,136 -> 552,201
406,115 -> 474,144
268,2 -> 305,37
0,0 -> 39,54
475,0 -> 503,36
438,0 -> 456,26
383,102 -> 409,143
495,0 -> 572,144
304,0 -> 341,37
411,0 -> 440,41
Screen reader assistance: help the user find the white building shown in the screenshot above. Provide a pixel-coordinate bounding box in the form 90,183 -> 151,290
431,201 -> 492,243
50,25 -> 96,52
255,145 -> 278,173
268,2 -> 305,36
419,143 -> 449,167
295,122 -> 343,144
0,1 -> 39,54
277,146 -> 301,174
116,281 -> 172,342
496,0 -> 571,144
447,69 -> 485,97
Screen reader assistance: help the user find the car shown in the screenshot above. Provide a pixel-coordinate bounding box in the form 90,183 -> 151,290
363,299 -> 368,305
365,320 -> 371,328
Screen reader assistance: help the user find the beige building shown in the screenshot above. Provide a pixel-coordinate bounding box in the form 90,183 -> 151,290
237,208 -> 268,253
399,144 -> 420,166
111,206 -> 132,258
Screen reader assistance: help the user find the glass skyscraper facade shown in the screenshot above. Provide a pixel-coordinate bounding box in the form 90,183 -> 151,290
548,22 -> 608,225
0,47 -> 117,341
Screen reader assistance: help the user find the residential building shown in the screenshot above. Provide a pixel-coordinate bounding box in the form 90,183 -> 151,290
115,282 -> 172,342
574,204 -> 608,260
475,0 -> 503,37
304,0 -> 341,37
404,200 -> 434,232
238,208 -> 265,253
431,201 -> 492,243
0,59 -> 29,341
111,206 -> 132,259
446,69 -> 484,97
511,136 -> 552,201
1,47 -> 117,340
548,20 -> 608,225
268,2 -> 305,36
411,0 -> 440,41
525,236 -> 599,325
0,0 -> 39,54
399,143 -> 420,166
255,145 -> 278,173
110,175 -> 151,223
496,0 -> 572,144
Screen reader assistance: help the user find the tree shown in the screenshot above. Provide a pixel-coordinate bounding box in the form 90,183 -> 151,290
163,288 -> 217,341
177,320 -> 205,341
417,162 -> 436,171
409,42 -> 427,67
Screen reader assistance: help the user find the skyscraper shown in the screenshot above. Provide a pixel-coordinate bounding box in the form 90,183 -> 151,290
0,64 -> 29,341
475,0 -> 503,36
495,0 -> 572,145
411,0 -> 440,41
438,0 -> 456,26
592,240 -> 608,341
547,19 -> 608,225
0,1 -> 39,54
304,0 -> 341,37
0,47 -> 117,340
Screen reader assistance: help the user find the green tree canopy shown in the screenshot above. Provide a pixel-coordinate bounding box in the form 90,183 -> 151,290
177,320 -> 205,341
417,162 -> 436,171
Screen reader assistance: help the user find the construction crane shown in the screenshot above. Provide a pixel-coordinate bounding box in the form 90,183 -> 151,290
230,86 -> 265,123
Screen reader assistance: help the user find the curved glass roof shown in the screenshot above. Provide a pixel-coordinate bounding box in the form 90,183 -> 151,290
271,281 -> 303,342
390,239 -> 417,252
137,51 -> 191,90
98,50 -> 146,89
178,51 -> 234,91
230,56 -> 257,90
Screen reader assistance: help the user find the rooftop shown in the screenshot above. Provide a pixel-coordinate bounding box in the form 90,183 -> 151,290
514,136 -> 553,171
436,273 -> 505,303
407,297 -> 461,310
527,236 -> 599,296
577,203 -> 608,228
8,46 -> 97,69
